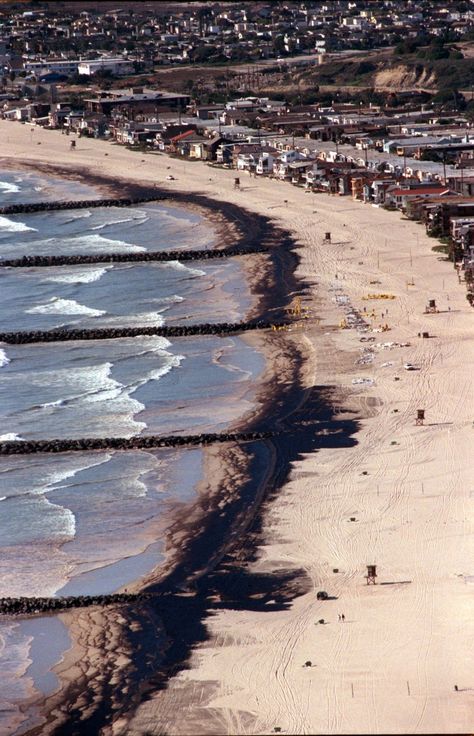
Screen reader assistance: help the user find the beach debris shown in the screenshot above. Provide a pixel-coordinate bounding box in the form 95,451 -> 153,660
361,471 -> 368,475
381,361 -> 394,367
333,568 -> 339,573
356,352 -> 374,365
316,591 -> 329,601
362,293 -> 396,300
352,377 -> 375,386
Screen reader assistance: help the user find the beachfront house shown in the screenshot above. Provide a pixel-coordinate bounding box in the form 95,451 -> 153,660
288,159 -> 318,185
385,183 -> 454,211
273,149 -> 305,180
234,144 -> 266,172
255,149 -> 277,175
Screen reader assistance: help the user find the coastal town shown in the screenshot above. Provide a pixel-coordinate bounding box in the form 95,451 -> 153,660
1,2 -> 474,736
2,1 -> 474,303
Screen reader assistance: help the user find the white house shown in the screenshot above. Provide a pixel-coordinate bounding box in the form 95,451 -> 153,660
77,58 -> 134,76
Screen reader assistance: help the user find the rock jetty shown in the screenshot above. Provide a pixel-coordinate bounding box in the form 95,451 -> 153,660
0,430 -> 275,456
0,195 -> 166,215
0,244 -> 268,268
0,592 -> 153,616
0,320 -> 287,345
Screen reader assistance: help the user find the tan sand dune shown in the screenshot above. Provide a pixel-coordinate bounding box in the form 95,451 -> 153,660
1,121 -> 473,735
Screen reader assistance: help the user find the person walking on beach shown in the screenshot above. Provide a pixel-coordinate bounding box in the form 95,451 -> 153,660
341,613 -> 345,622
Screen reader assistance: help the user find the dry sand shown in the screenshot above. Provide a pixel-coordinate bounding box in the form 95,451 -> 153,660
1,121 -> 473,734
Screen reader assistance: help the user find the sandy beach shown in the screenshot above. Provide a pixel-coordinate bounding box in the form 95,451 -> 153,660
1,120 -> 473,735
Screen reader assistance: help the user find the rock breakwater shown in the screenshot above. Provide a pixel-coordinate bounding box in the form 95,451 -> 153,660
0,195 -> 166,215
0,320 -> 287,345
0,244 -> 268,268
0,430 -> 274,456
0,593 -> 153,616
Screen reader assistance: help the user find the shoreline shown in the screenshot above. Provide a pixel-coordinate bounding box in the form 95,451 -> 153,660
1,120 -> 473,735
0,153 -> 319,733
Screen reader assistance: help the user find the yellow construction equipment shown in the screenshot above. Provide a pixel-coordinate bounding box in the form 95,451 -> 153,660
287,296 -> 302,316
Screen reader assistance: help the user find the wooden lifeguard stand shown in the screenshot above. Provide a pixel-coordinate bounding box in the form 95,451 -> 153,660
415,409 -> 425,426
366,565 -> 377,585
425,299 -> 438,313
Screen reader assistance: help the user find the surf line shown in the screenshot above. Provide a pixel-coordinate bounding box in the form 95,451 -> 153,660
0,430 -> 275,456
0,319 -> 289,345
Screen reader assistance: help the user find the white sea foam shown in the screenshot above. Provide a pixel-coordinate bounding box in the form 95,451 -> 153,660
61,210 -> 92,224
41,399 -> 64,409
0,497 -> 6,501
0,181 -> 20,194
45,266 -> 111,284
43,454 -> 112,491
166,260 -> 206,277
104,312 -> 165,327
30,362 -> 146,436
26,297 -> 106,317
148,355 -> 183,382
0,433 -> 24,442
129,335 -> 172,353
91,211 -> 148,230
0,216 -> 36,233
33,233 -> 146,254
0,349 -> 10,368
153,294 -> 185,305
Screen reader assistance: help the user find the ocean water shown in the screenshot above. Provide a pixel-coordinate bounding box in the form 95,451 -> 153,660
0,170 -> 266,729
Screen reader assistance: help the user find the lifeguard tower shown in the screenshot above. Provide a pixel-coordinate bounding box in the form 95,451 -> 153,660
365,564 -> 377,585
415,409 -> 425,426
424,299 -> 438,313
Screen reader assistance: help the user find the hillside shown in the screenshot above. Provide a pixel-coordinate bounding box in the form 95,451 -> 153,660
258,43 -> 474,101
